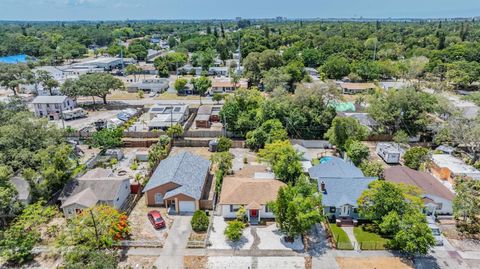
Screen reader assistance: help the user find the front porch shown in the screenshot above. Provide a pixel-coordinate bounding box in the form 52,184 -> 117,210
246,202 -> 261,225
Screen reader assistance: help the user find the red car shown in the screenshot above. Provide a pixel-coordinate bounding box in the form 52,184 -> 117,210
147,210 -> 166,229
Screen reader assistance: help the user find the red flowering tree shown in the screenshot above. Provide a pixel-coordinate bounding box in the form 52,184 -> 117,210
58,205 -> 130,250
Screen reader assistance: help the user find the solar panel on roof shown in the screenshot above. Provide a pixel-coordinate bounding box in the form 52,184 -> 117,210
174,107 -> 181,112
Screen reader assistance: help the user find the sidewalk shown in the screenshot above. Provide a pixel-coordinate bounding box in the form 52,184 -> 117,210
341,226 -> 360,251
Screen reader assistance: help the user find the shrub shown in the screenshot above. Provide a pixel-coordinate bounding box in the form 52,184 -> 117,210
191,211 -> 209,232
346,140 -> 370,166
215,169 -> 224,193
130,161 -> 138,170
224,221 -> 245,241
403,147 -> 429,170
236,206 -> 247,223
217,137 -> 233,152
359,160 -> 384,178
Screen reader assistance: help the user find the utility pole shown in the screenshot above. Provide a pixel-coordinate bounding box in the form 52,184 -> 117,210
89,210 -> 100,249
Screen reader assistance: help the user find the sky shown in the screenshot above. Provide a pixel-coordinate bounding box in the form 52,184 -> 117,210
1,0 -> 480,21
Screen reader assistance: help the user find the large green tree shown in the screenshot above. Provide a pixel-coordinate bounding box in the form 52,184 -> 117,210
258,140 -> 303,183
325,117 -> 369,151
270,178 -> 322,239
0,63 -> 32,96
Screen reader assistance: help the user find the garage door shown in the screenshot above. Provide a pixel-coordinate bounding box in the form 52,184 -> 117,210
179,201 -> 196,213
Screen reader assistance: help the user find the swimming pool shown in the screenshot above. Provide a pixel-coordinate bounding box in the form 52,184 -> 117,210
319,156 -> 333,163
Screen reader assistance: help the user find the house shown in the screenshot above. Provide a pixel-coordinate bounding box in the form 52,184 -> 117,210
293,144 -> 313,172
147,104 -> 190,130
308,157 -> 376,223
208,67 -> 229,76
379,80 -> 412,90
340,82 -> 376,94
384,166 -> 454,215
337,112 -> 378,131
376,142 -> 402,164
210,77 -> 248,93
31,95 -> 76,120
73,57 -> 125,70
10,176 -> 31,204
219,176 -> 286,223
58,168 -> 131,218
143,151 -> 211,213
430,154 -> 480,184
126,78 -> 169,93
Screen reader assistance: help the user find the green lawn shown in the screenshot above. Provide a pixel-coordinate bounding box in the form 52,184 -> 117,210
328,222 -> 354,250
353,225 -> 389,250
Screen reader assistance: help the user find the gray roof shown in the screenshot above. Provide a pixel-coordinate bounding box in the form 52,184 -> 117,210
308,157 -> 364,179
338,112 -> 378,129
143,151 -> 210,200
10,176 -> 30,202
319,177 -> 376,207
59,175 -> 129,208
32,95 -> 68,104
293,144 -> 312,161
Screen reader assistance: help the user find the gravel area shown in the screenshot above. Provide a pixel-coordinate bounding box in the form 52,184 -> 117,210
208,216 -> 253,250
257,224 -> 304,251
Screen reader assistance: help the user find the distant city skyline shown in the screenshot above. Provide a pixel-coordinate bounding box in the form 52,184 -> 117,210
1,0 -> 480,21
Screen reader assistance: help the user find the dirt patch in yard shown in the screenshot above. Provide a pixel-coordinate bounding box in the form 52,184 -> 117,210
336,257 -> 413,269
118,255 -> 157,268
128,195 -> 172,242
170,146 -> 213,160
184,256 -> 208,269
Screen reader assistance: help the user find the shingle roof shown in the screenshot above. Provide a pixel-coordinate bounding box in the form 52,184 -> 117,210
60,188 -> 98,208
219,177 -> 286,205
384,166 -> 454,201
319,177 -> 376,207
143,151 -> 211,200
59,168 -> 129,207
293,144 -> 312,161
308,157 -> 364,179
32,95 -> 68,104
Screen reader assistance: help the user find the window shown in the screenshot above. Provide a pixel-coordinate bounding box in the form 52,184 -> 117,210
230,205 -> 240,212
155,193 -> 164,204
265,205 -> 270,213
116,197 -> 119,201
353,208 -> 358,213
330,207 -> 336,213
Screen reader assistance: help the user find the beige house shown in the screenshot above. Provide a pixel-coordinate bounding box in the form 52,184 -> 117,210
218,176 -> 286,224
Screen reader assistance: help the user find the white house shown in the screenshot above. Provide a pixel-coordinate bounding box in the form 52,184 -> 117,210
58,168 -> 131,218
31,95 -> 76,120
218,176 -> 286,224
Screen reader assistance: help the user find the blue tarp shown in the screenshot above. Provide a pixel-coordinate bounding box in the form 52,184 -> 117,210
0,54 -> 29,64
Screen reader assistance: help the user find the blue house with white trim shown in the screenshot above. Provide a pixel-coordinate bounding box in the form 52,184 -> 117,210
308,157 -> 376,222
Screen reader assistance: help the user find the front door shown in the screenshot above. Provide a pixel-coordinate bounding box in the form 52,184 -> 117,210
250,210 -> 258,217
340,205 -> 350,216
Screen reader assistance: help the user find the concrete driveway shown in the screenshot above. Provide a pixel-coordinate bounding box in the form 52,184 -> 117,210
155,215 -> 192,269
